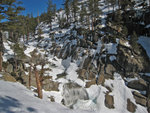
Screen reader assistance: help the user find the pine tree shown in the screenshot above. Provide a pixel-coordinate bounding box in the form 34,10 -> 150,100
12,43 -> 26,72
80,3 -> 87,24
47,0 -> 55,30
13,43 -> 26,60
53,4 -> 57,21
37,28 -> 44,41
30,50 -> 48,99
105,0 -> 116,11
64,0 -> 70,23
109,0 -> 116,11
71,0 -> 79,22
88,0 -> 101,31
0,0 -> 24,72
119,0 -> 133,11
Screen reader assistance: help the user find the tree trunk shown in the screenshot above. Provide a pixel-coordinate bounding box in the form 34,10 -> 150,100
27,33 -> 29,42
0,31 -> 3,72
118,0 -> 120,9
113,4 -> 115,12
0,51 -> 2,72
92,17 -> 94,31
23,35 -> 25,42
14,53 -> 17,73
40,65 -> 44,89
88,15 -> 91,30
34,67 -> 43,99
29,66 -> 31,89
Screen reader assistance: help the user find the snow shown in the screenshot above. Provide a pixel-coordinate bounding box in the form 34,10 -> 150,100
62,83 -> 89,108
124,41 -> 130,47
3,42 -> 14,55
138,36 -> 150,58
145,24 -> 150,28
24,46 -> 35,57
43,64 -> 50,69
104,43 -> 118,54
144,73 -> 150,76
109,56 -> 116,61
25,63 -> 30,68
36,65 -> 42,70
0,80 -> 94,113
140,73 -> 150,77
43,90 -> 63,104
73,100 -> 97,111
101,73 -> 148,113
3,41 -> 14,61
25,72 -> 29,75
47,57 -> 65,80
0,74 -> 3,77
61,57 -> 71,70
66,63 -> 85,87
125,77 -> 139,82
96,40 -> 102,54
66,63 -> 78,81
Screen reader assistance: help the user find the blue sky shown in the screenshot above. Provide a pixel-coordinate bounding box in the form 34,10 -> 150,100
21,0 -> 64,17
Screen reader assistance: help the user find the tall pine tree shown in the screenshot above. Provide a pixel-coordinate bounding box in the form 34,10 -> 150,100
88,0 -> 101,31
80,3 -> 87,25
64,0 -> 70,23
0,0 -> 24,72
71,0 -> 79,22
47,0 -> 56,30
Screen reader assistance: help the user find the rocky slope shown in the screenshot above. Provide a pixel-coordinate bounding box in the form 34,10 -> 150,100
1,0 -> 150,113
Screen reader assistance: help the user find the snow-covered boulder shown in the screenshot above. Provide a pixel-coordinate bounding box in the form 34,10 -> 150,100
62,82 -> 89,108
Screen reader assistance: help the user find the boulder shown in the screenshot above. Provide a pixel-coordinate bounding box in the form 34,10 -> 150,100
86,79 -> 96,88
2,73 -> 16,82
105,93 -> 114,109
127,78 -> 147,91
80,39 -> 88,48
119,39 -> 131,48
97,74 -> 105,85
133,91 -> 147,106
56,72 -> 67,79
87,40 -> 93,47
43,79 -> 59,91
49,96 -> 55,102
62,82 -> 89,107
88,71 -> 96,80
77,69 -> 87,80
127,99 -> 137,112
6,64 -> 13,73
117,45 -> 150,73
82,56 -> 92,70
105,64 -> 116,75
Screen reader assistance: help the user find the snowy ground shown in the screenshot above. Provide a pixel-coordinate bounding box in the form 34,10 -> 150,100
0,72 -> 147,113
0,80 -> 95,113
138,36 -> 150,58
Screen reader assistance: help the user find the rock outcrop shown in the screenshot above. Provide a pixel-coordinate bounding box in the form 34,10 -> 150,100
127,99 -> 137,112
105,93 -> 114,109
127,78 -> 148,91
